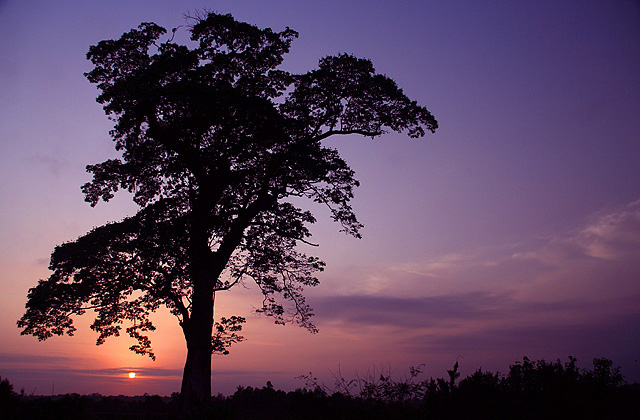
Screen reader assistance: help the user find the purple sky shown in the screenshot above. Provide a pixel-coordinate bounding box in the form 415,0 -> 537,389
1,0 -> 639,396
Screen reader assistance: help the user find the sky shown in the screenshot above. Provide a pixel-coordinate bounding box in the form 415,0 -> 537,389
1,0 -> 639,396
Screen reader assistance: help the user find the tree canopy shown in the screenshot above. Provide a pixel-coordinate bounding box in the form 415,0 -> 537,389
18,12 -> 437,411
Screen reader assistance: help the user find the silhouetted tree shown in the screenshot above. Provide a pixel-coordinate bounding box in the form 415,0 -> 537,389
17,12 -> 437,414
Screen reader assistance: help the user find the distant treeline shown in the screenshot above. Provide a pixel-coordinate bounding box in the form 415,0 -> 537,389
2,357 -> 639,419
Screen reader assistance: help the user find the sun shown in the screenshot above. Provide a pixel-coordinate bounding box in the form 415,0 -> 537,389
128,372 -> 136,379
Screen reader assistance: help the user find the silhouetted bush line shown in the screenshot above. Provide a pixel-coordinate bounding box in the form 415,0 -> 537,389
2,357 -> 640,419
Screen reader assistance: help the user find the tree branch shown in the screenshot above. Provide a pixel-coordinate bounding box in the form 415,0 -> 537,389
311,128 -> 383,143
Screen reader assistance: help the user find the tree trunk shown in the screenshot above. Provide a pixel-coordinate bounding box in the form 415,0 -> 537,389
179,270 -> 214,416
180,341 -> 211,413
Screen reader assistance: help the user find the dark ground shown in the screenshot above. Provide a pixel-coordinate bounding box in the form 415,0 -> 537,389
2,357 -> 639,419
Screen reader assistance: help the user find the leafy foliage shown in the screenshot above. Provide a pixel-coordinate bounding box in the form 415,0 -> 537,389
212,316 -> 246,355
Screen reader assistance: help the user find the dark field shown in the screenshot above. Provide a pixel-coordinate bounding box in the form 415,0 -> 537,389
3,357 -> 639,420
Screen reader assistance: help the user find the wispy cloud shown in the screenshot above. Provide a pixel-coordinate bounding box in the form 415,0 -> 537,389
575,201 -> 640,260
315,292 -> 509,329
515,201 -> 640,264
0,353 -> 73,365
315,291 -> 640,333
